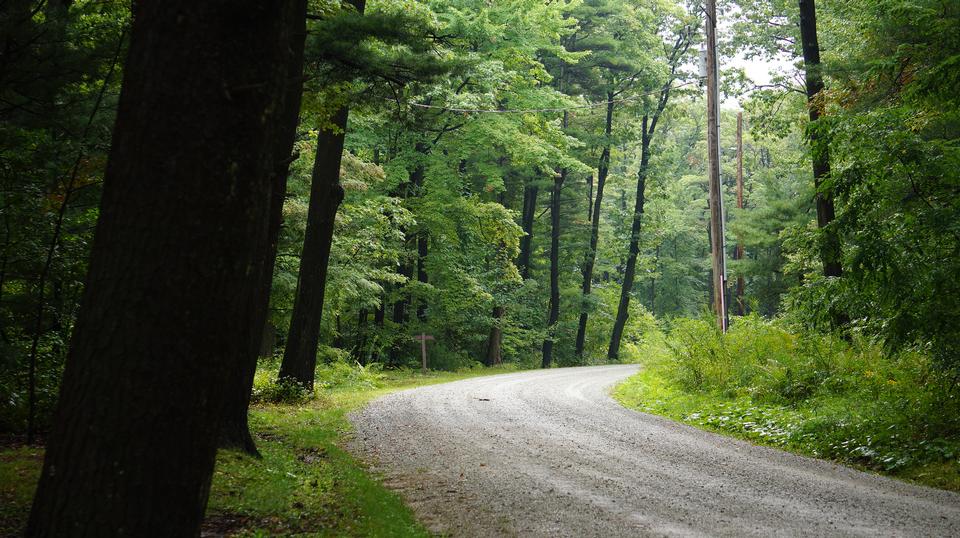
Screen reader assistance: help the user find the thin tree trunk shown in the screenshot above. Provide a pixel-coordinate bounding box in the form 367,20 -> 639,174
371,295 -> 385,363
650,244 -> 659,316
541,169 -> 564,368
416,233 -> 428,322
608,119 -> 650,361
24,26 -> 126,444
517,183 -> 538,279
587,174 -> 594,222
279,107 -> 349,390
354,308 -> 367,364
26,2 -> 307,535
574,93 -> 614,360
798,0 -> 841,279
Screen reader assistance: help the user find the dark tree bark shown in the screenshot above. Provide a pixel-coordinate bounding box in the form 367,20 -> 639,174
416,234 -> 428,322
541,169 -> 564,368
798,0 -> 842,279
260,320 -> 277,358
219,5 -> 307,455
410,144 -> 428,323
607,32 -> 688,361
26,1 -> 307,535
279,107 -> 349,390
485,305 -> 505,366
370,295 -> 385,364
517,184 -> 538,279
574,93 -> 614,360
608,119 -> 651,361
650,245 -> 659,316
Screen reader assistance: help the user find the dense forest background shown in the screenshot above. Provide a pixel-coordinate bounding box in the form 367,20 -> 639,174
3,0 -> 960,534
2,0 -> 958,442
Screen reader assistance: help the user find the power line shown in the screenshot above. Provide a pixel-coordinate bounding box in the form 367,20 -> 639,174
396,80 -> 697,115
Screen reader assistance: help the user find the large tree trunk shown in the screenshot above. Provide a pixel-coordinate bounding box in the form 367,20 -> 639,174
541,170 -> 564,368
26,1 -> 307,535
608,120 -> 651,361
517,184 -> 538,279
219,6 -> 307,456
798,0 -> 841,279
279,107 -> 349,390
574,93 -> 614,360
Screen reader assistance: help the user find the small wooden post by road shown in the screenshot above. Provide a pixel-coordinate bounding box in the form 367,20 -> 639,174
414,333 -> 434,374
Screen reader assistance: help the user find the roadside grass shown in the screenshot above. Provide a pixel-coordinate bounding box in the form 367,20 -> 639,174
0,362 -> 520,537
614,315 -> 960,492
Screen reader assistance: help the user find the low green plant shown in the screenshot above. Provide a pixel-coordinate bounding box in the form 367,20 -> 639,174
616,315 -> 960,491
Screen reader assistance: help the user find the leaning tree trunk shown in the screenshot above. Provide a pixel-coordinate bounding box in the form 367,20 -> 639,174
220,8 -> 306,455
606,31 -> 688,360
541,169 -> 564,368
26,1 -> 307,535
279,107 -> 349,390
608,120 -> 651,361
574,93 -> 614,361
798,0 -> 841,279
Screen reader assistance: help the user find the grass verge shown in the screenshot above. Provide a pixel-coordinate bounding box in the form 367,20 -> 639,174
0,363 -> 520,537
614,316 -> 960,492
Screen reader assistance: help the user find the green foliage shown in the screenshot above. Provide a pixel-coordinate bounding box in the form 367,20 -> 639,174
0,0 -> 129,433
617,316 -> 960,489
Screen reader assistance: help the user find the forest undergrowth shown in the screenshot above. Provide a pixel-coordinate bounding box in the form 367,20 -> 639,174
615,316 -> 960,492
0,362 -> 520,537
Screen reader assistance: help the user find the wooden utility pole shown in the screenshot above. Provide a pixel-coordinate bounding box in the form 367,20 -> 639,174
705,0 -> 728,331
735,112 -> 745,316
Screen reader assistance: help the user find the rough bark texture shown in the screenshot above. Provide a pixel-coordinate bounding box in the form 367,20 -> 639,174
517,184 -> 538,279
798,0 -> 842,279
541,170 -> 564,368
279,107 -> 349,390
26,1 -> 307,535
220,4 -> 307,455
574,94 -> 614,360
608,122 -> 650,361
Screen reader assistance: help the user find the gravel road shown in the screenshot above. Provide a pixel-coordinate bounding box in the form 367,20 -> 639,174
348,365 -> 960,537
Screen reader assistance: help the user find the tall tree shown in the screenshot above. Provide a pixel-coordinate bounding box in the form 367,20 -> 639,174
541,166 -> 565,368
797,0 -> 842,278
278,108 -> 349,390
574,95 -> 613,359
26,1 -> 307,535
608,29 -> 690,360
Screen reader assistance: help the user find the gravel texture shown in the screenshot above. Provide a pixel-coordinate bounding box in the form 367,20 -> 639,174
348,364 -> 960,537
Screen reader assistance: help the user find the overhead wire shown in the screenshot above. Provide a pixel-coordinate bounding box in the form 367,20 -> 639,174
394,80 -> 699,114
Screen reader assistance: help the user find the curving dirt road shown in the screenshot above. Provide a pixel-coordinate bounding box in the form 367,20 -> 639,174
348,365 -> 960,536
